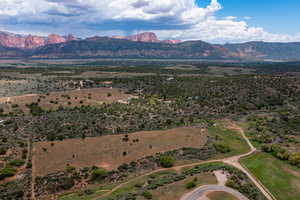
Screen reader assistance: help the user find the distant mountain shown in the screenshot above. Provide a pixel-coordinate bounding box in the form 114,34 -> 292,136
224,41 -> 300,60
162,39 -> 182,44
0,31 -> 77,49
1,30 -> 300,60
0,45 -> 26,58
32,37 -> 229,59
111,32 -> 182,44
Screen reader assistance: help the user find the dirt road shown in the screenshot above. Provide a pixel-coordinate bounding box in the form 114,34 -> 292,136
93,121 -> 275,200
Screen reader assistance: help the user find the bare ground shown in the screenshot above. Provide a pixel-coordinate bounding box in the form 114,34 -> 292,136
33,127 -> 207,176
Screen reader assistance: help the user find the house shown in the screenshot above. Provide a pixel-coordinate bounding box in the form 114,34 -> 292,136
0,120 -> 5,126
166,77 -> 175,81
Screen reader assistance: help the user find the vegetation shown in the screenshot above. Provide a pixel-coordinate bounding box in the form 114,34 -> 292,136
8,159 -> 25,167
0,60 -> 300,199
159,156 -> 175,168
241,152 -> 300,200
185,177 -> 198,189
208,124 -> 250,157
91,168 -> 108,181
0,166 -> 17,180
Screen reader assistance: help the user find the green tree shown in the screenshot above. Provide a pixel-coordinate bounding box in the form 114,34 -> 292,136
91,168 -> 108,180
159,155 -> 175,168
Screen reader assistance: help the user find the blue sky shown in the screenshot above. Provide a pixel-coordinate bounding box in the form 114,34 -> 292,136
203,0 -> 300,35
0,0 -> 299,43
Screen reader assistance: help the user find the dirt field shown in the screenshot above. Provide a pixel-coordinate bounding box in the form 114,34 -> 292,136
0,87 -> 133,113
33,127 -> 207,176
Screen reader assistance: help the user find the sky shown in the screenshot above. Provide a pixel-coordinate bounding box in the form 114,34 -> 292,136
0,0 -> 299,43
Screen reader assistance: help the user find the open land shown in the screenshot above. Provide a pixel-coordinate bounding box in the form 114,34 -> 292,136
241,152 -> 300,200
33,127 -> 207,176
1,59 -> 300,200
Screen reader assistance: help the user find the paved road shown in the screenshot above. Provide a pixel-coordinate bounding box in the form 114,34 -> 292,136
181,185 -> 249,200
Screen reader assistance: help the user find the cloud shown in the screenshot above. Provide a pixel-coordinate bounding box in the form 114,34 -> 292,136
224,16 -> 237,20
0,0 -> 299,43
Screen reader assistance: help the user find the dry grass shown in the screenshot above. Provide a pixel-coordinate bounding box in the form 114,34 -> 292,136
0,87 -> 132,113
33,127 -> 207,176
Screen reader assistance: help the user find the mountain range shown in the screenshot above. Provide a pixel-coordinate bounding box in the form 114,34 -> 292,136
0,31 -> 300,61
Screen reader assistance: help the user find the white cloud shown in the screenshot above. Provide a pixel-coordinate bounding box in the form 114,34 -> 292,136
244,16 -> 252,20
224,16 -> 237,20
0,0 -> 299,43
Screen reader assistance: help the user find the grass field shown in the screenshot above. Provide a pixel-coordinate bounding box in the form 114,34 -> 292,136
241,152 -> 300,200
208,123 -> 250,158
206,191 -> 238,200
33,127 -> 207,176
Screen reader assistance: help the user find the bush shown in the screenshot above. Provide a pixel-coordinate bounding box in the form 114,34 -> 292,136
65,165 -> 76,173
142,191 -> 152,199
8,159 -> 25,167
0,148 -> 7,155
59,177 -> 75,190
185,180 -> 196,189
26,162 -> 32,169
91,168 -> 108,180
0,167 -> 17,180
26,103 -> 44,116
213,143 -> 231,153
159,155 -> 175,168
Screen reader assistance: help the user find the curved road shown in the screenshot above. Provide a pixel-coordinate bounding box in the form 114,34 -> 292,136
181,185 -> 249,200
93,121 -> 275,200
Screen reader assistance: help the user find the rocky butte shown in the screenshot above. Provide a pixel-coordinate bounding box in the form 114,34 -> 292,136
0,31 -> 77,49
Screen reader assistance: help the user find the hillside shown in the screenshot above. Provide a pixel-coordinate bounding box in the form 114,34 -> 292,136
224,42 -> 300,60
0,45 -> 26,58
1,30 -> 300,60
31,37 -> 230,59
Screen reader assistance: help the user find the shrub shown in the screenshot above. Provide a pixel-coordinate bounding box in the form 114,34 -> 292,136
0,167 -> 17,180
185,180 -> 196,189
8,159 -> 25,167
0,148 -> 7,155
26,103 -> 44,116
26,162 -> 32,169
213,143 -> 231,153
159,155 -> 175,168
142,191 -> 152,199
59,177 -> 75,190
91,168 -> 108,180
65,165 -> 76,173
11,104 -> 19,108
